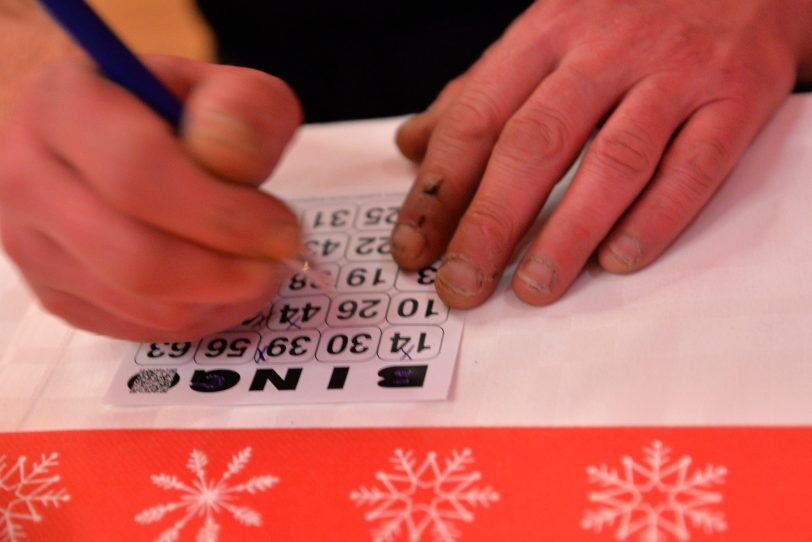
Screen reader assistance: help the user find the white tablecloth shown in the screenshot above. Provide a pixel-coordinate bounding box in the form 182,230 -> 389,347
2,94 -> 812,432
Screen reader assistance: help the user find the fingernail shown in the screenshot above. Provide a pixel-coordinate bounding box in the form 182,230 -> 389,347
517,256 -> 557,296
608,232 -> 641,269
437,256 -> 483,297
391,222 -> 426,260
188,110 -> 260,153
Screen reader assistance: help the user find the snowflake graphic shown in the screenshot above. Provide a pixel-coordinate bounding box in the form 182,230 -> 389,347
582,440 -> 727,542
135,446 -> 278,542
350,448 -> 499,542
0,452 -> 70,542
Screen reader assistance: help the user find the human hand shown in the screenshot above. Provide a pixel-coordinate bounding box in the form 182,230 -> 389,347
0,55 -> 302,340
393,0 -> 812,308
0,1 -> 75,121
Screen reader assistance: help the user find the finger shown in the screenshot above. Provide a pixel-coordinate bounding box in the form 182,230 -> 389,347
26,58 -> 301,261
395,74 -> 467,163
111,55 -> 303,185
29,284 -> 245,342
391,9 -> 560,270
597,97 -> 773,274
435,58 -> 628,308
2,222 -> 202,331
180,66 -> 302,185
510,75 -> 695,305
0,223 -> 269,335
0,144 -> 285,304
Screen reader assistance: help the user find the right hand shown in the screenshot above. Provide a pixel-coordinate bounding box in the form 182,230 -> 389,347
0,55 -> 303,341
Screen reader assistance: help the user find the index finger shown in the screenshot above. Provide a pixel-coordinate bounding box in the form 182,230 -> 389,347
390,6 -> 559,271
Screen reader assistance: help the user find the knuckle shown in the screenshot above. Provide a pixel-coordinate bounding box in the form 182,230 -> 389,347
464,199 -> 519,246
591,128 -> 656,179
498,106 -> 572,164
648,191 -> 693,227
442,86 -> 504,145
666,31 -> 715,70
671,138 -> 730,199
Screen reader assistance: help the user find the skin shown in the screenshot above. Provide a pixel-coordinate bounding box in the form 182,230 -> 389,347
0,1 -> 73,120
0,53 -> 303,341
2,0 -> 812,340
392,0 -> 812,309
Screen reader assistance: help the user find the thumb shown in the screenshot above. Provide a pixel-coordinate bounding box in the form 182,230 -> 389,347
179,66 -> 303,185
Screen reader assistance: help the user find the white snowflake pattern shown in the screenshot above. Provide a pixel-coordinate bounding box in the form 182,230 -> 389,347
0,452 -> 70,542
582,440 -> 727,542
134,446 -> 278,542
350,448 -> 499,542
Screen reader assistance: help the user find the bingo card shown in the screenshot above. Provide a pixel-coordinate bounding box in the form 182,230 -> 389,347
106,194 -> 464,405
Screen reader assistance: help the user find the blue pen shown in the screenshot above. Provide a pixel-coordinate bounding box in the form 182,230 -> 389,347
38,0 -> 183,128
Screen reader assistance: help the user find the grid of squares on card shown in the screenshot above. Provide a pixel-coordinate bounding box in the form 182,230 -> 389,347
133,196 -> 454,368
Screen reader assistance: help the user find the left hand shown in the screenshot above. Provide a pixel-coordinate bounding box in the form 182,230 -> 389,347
391,0 -> 812,308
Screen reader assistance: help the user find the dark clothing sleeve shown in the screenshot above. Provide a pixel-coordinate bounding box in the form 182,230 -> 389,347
195,1 -> 533,122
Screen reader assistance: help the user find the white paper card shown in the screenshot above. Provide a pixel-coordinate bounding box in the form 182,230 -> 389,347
105,194 -> 464,405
